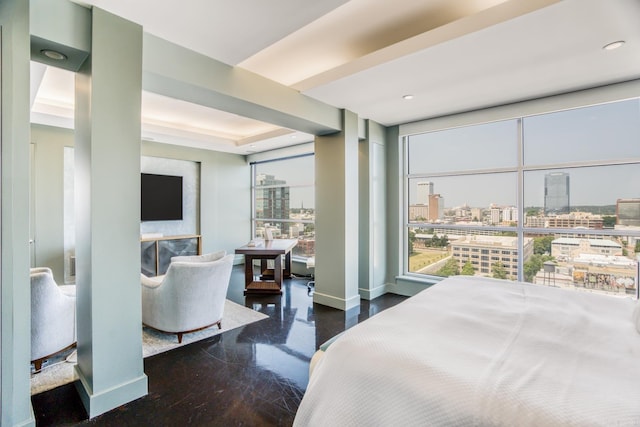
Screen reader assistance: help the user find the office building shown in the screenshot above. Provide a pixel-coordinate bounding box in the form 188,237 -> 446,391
617,199 -> 640,226
551,237 -> 622,259
544,172 -> 570,214
255,174 -> 291,236
451,235 -> 534,278
416,182 -> 434,204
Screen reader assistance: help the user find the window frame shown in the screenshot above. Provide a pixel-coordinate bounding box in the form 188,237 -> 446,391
250,153 -> 315,261
402,96 -> 640,296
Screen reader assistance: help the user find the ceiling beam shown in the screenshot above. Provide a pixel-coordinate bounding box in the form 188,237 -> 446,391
143,34 -> 343,136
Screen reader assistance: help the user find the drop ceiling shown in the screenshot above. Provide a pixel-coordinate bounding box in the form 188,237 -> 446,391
31,0 -> 640,154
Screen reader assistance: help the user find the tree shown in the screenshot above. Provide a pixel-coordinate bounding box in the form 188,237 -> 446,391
461,261 -> 475,276
533,236 -> 554,255
436,258 -> 459,277
602,215 -> 616,228
408,230 -> 416,255
635,241 -> 640,253
523,254 -> 554,282
492,261 -> 508,279
526,208 -> 540,217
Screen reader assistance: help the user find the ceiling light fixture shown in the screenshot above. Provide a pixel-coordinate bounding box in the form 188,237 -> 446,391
403,94 -> 414,100
603,40 -> 625,50
41,49 -> 67,60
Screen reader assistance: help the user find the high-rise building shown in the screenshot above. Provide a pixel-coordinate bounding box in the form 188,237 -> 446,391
416,181 -> 434,205
428,194 -> 444,221
255,174 -> 290,236
544,172 -> 570,214
451,235 -> 534,277
617,198 -> 640,226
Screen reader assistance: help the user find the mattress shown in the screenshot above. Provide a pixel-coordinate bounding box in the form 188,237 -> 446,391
294,276 -> 640,426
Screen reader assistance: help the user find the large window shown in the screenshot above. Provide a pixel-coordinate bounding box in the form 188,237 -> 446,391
405,98 -> 640,297
251,154 -> 315,259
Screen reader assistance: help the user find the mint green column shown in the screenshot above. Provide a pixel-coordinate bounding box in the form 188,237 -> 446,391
0,0 -> 35,425
385,126 -> 402,283
314,110 -> 360,311
74,8 -> 147,418
359,120 -> 388,300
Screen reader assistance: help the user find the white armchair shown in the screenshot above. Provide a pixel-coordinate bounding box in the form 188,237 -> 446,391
141,252 -> 234,343
30,267 -> 76,372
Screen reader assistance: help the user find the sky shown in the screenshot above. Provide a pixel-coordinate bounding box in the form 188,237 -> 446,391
408,98 -> 640,208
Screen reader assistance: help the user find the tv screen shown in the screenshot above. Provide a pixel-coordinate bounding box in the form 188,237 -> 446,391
141,173 -> 183,221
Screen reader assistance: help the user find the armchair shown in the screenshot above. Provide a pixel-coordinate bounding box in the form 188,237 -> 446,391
30,268 -> 76,372
141,253 -> 234,343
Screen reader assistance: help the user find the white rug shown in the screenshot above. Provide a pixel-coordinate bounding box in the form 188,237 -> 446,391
30,299 -> 268,395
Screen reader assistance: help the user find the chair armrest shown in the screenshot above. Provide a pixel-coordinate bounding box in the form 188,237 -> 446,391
141,273 -> 164,289
30,267 -> 53,276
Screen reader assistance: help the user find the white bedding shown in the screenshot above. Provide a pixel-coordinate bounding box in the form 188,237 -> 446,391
294,276 -> 640,426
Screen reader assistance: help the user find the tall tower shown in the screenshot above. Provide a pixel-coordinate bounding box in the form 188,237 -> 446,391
617,198 -> 640,226
544,172 -> 570,214
416,181 -> 434,205
255,174 -> 291,235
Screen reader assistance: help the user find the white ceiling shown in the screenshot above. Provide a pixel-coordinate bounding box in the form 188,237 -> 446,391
31,0 -> 640,154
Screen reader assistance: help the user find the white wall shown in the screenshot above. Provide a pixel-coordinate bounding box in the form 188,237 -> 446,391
30,124 -> 251,284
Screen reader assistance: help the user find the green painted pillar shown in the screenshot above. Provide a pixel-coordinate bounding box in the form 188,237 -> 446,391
0,0 -> 35,425
74,7 -> 147,418
359,120 -> 388,300
314,110 -> 360,311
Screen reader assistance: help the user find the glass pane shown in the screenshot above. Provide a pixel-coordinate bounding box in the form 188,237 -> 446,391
254,220 -> 315,258
523,164 -> 640,221
408,228 -> 525,279
407,119 -> 518,174
255,156 -> 314,187
408,173 -> 517,225
523,232 -> 638,297
523,99 -> 640,166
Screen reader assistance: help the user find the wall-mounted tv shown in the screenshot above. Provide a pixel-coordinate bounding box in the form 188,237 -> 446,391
141,173 -> 183,221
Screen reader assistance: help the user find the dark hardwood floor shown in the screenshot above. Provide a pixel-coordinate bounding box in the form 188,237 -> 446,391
31,266 -> 407,426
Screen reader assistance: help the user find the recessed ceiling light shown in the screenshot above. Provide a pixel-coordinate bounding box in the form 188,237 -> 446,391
403,95 -> 414,100
41,49 -> 67,60
603,40 -> 625,50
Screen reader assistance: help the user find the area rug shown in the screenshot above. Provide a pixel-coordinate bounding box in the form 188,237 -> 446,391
30,299 -> 268,395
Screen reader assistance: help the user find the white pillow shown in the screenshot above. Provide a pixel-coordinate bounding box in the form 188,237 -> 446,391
634,302 -> 640,334
171,250 -> 226,263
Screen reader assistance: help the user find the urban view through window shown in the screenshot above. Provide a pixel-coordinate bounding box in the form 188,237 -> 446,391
252,155 -> 315,259
406,98 -> 640,297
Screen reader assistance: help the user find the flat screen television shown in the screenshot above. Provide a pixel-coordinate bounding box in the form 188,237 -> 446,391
141,173 -> 183,221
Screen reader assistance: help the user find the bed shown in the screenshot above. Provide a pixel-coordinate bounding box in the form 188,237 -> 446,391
294,276 -> 640,426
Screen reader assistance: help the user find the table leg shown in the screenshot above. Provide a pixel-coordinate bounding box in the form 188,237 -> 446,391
283,251 -> 292,279
274,253 -> 282,291
244,255 -> 254,288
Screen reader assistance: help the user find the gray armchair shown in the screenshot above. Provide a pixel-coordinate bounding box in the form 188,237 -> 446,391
141,252 -> 234,343
30,267 -> 76,372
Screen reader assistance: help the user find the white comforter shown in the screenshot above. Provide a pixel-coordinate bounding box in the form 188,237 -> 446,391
294,276 -> 640,426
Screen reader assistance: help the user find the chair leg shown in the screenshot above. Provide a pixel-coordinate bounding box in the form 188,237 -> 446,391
176,333 -> 183,344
